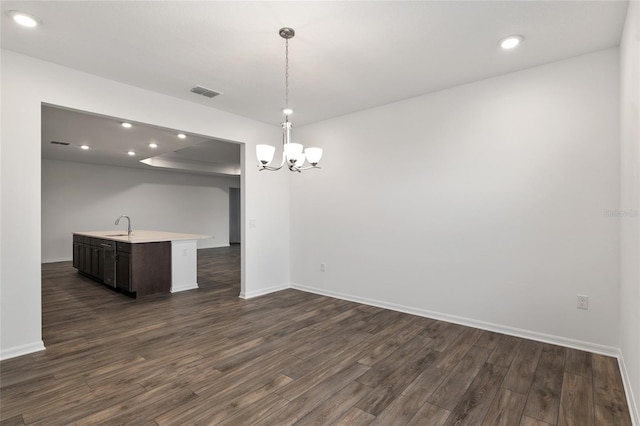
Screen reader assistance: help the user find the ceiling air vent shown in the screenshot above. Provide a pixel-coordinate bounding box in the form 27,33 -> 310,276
190,85 -> 222,99
50,141 -> 70,146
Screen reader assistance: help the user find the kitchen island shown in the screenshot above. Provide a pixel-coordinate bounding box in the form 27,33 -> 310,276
72,230 -> 211,297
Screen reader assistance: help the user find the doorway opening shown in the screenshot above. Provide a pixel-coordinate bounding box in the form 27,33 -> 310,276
40,104 -> 244,305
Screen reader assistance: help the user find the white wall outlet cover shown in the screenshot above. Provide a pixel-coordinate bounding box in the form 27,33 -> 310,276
577,295 -> 589,310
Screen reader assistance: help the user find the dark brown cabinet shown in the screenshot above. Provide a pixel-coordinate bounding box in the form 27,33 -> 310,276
73,234 -> 171,298
115,242 -> 131,292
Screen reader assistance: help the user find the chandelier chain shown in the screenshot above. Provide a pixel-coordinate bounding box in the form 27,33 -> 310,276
285,38 -> 289,108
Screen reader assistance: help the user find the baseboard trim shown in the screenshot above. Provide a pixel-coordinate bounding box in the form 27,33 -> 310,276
41,257 -> 72,264
618,352 -> 640,426
290,282 -> 619,357
0,341 -> 46,361
198,243 -> 231,249
171,283 -> 199,293
239,283 -> 290,299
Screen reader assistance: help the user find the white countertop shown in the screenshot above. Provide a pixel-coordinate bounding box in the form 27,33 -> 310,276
74,230 -> 212,244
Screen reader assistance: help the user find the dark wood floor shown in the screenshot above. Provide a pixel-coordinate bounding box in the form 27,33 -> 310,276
0,244 -> 632,425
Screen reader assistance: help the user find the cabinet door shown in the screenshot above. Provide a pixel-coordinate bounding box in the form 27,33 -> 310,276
116,252 -> 131,291
73,242 -> 80,269
90,246 -> 103,279
81,244 -> 91,274
102,243 -> 116,287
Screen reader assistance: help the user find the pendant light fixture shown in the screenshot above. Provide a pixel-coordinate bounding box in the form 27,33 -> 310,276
256,27 -> 323,172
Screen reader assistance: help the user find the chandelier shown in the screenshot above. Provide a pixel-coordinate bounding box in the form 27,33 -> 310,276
256,27 -> 323,172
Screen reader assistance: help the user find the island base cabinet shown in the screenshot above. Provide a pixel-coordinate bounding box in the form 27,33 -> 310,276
73,234 -> 171,298
116,242 -> 171,297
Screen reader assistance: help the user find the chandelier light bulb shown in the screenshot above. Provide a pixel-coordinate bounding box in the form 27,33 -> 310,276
304,147 -> 323,166
282,108 -> 293,116
257,144 -> 276,165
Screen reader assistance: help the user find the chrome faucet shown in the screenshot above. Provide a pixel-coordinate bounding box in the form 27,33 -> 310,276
115,215 -> 132,237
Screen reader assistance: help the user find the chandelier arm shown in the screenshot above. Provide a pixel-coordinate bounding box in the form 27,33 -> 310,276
291,165 -> 321,171
259,165 -> 282,171
258,151 -> 286,171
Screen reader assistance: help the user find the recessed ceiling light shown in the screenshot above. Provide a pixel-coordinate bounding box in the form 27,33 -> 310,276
80,145 -> 90,150
7,10 -> 40,28
121,122 -> 132,128
177,133 -> 186,139
149,143 -> 158,148
127,151 -> 136,156
500,35 -> 524,50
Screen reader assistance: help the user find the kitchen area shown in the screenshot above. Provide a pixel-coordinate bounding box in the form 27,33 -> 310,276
41,105 -> 242,297
73,223 -> 210,297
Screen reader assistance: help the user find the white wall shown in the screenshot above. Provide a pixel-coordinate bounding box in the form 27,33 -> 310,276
41,159 -> 240,262
1,50 -> 290,359
620,0 -> 640,421
291,48 -> 621,353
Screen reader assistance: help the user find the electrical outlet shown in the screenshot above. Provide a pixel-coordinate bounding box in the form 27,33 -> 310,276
320,263 -> 326,272
577,295 -> 589,310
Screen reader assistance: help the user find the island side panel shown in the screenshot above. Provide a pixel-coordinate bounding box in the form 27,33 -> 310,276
170,240 -> 199,293
130,242 -> 172,297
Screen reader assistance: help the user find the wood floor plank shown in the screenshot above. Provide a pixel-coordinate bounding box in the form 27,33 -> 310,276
427,346 -> 491,411
0,415 -> 25,426
259,362 -> 371,425
592,354 -> 632,426
421,320 -> 465,352
401,363 -> 450,400
275,346 -> 372,402
78,382 -> 198,426
487,335 -> 522,367
523,343 -> 565,424
434,327 -> 482,370
565,348 -> 592,378
24,383 -> 148,425
357,334 -> 434,387
483,388 -> 528,426
444,362 -> 508,425
520,415 -> 554,426
0,246 -> 631,425
502,340 -> 543,394
333,407 -> 376,425
218,393 -> 289,426
558,372 -> 594,426
157,373 -> 293,425
294,381 -> 372,425
357,322 -> 426,367
474,330 -> 502,351
356,349 -> 440,416
370,386 -> 434,426
406,402 -> 452,426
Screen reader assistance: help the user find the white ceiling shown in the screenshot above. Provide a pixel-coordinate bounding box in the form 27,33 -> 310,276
1,1 -> 629,128
41,105 -> 241,176
2,1 -> 630,174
